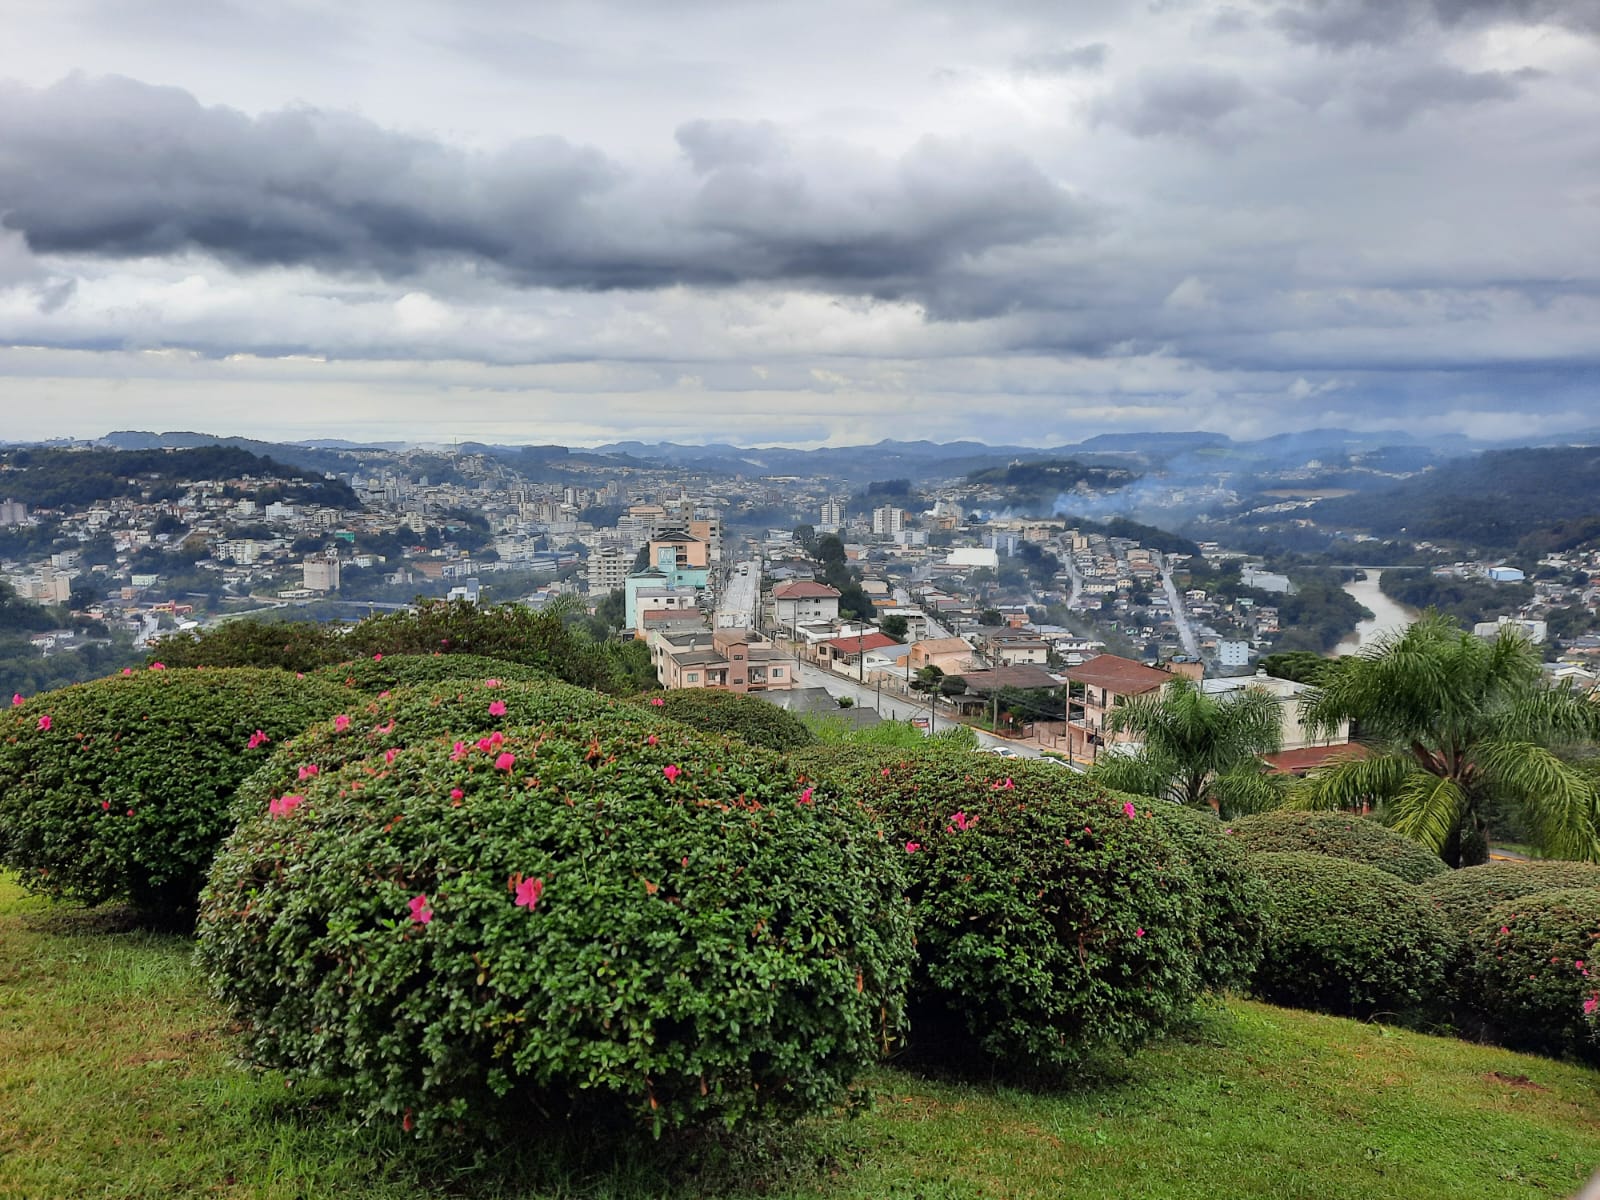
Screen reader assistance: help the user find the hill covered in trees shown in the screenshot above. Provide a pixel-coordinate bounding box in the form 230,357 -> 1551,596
0,446 -> 359,510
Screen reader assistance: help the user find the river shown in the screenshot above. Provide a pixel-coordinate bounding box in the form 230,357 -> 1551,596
1332,570 -> 1419,656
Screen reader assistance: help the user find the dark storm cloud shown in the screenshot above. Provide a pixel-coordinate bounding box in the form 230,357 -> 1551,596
1272,0 -> 1600,47
1092,69 -> 1254,140
0,75 -> 1086,298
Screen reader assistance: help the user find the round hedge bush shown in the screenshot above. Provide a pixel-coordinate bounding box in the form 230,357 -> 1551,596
1144,801 -> 1268,993
1229,810 -> 1447,884
791,746 -> 1205,1072
231,677 -> 665,822
0,667 -> 351,917
1464,887 -> 1600,1063
634,690 -> 815,753
1419,860 -> 1600,936
310,653 -> 548,694
199,720 -> 914,1136
1250,851 -> 1456,1020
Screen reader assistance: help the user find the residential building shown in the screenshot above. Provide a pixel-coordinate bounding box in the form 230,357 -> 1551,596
908,636 -> 975,676
655,628 -> 793,692
821,630 -> 900,677
772,580 -> 841,627
0,498 -> 28,526
974,629 -> 1050,666
819,498 -> 844,528
303,552 -> 342,592
1217,639 -> 1251,668
1064,654 -> 1174,761
871,506 -> 904,536
587,544 -> 633,595
1201,673 -> 1352,757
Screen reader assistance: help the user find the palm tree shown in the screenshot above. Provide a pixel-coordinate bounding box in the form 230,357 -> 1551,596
1296,612 -> 1600,866
1088,675 -> 1285,816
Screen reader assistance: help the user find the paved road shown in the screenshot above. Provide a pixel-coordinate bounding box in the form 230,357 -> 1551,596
793,660 -> 1068,762
1161,565 -> 1202,658
715,561 -> 759,628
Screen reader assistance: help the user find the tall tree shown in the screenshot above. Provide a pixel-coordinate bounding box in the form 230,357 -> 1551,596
1088,676 -> 1284,816
1296,612 -> 1600,866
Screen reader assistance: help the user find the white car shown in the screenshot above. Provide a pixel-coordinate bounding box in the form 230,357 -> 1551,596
980,746 -> 1020,758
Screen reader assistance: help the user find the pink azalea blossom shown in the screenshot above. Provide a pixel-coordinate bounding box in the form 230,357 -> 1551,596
1578,961 -> 1586,969
1501,926 -> 1511,935
1135,928 -> 1145,938
333,714 -> 351,733
149,662 -> 165,671
101,800 -> 110,810
947,811 -> 972,832
514,876 -> 545,912
663,764 -> 682,782
121,668 -> 133,676
9,693 -> 21,706
1123,800 -> 1137,818
375,720 -> 395,735
489,731 -> 504,747
298,764 -> 320,781
649,697 -> 665,706
451,741 -> 468,761
485,678 -> 501,688
377,691 -> 391,700
384,748 -> 397,764
495,752 -> 516,771
881,768 -> 890,777
1586,996 -> 1599,1017
36,715 -> 51,732
372,653 -> 383,662
488,700 -> 507,717
450,788 -> 464,800
798,787 -> 814,805
646,734 -> 658,746
408,894 -> 433,925
268,794 -> 305,819
475,737 -> 494,753
246,729 -> 270,749
905,841 -> 921,854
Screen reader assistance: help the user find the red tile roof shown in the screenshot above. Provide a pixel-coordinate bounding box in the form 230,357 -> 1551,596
1065,654 -> 1171,695
772,581 -> 841,600
825,631 -> 898,654
1260,743 -> 1370,775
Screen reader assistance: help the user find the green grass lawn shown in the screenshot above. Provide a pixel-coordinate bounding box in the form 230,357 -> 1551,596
2,877 -> 1598,1200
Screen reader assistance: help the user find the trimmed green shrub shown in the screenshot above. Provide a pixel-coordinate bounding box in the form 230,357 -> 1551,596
1250,851 -> 1456,1020
1145,802 -> 1268,993
1229,810 -> 1448,884
792,746 -> 1205,1071
199,721 -> 914,1136
635,690 -> 815,753
1465,887 -> 1600,1063
232,678 -> 655,821
1420,860 -> 1600,935
0,667 -> 351,917
150,619 -> 346,671
310,653 -> 546,693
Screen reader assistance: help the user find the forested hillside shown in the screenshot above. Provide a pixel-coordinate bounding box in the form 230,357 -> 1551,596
0,447 -> 359,510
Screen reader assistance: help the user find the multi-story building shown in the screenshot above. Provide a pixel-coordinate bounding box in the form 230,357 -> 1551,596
1064,654 -> 1174,762
772,581 -> 841,628
820,499 -> 844,529
586,544 -> 633,595
0,498 -> 28,526
302,551 -> 342,592
654,628 -> 794,692
871,506 -> 904,536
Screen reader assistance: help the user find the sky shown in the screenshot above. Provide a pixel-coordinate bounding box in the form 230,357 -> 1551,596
0,0 -> 1597,448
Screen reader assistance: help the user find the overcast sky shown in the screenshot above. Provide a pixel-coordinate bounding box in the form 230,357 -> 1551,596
1,0 -> 1597,447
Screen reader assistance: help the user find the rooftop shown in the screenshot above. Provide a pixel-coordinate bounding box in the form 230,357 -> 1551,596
1066,654 -> 1172,695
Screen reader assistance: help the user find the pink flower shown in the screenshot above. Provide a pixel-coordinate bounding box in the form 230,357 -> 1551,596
1578,961 -> 1586,969
149,662 -> 165,671
1585,996 -> 1600,1016
268,794 -> 304,819
514,876 -> 545,912
489,731 -> 504,748
1003,777 -> 1015,790
372,653 -> 383,662
295,672 -> 305,679
101,800 -> 110,810
121,668 -> 133,676
881,768 -> 890,777
947,811 -> 972,832
408,894 -> 432,925
333,714 -> 351,733
36,715 -> 51,732
798,787 -> 814,805
384,748 -> 397,764
9,693 -> 21,706
488,700 -> 507,717
376,721 -> 395,735
1135,928 -> 1145,938
451,741 -> 467,761
450,788 -> 464,800
377,691 -> 391,700
495,752 -> 516,771
1123,801 -> 1137,818
485,678 -> 501,688
646,734 -> 658,746
246,729 -> 270,749
649,697 -> 665,706
1501,926 -> 1511,935
475,737 -> 494,753
905,841 -> 921,854
663,764 -> 682,782
298,764 -> 319,781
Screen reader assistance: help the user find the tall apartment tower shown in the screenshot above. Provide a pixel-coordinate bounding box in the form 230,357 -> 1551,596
819,499 -> 844,528
871,505 -> 903,536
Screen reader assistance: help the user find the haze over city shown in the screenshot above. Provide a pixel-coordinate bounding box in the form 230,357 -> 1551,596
0,0 -> 1596,447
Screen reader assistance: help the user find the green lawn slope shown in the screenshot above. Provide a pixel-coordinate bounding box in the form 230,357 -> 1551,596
2,879 -> 1597,1199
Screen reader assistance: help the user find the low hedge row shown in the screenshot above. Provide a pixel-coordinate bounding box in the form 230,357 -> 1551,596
632,690 -> 815,753
199,721 -> 914,1135
0,668 -> 351,917
1420,860 -> 1600,935
310,654 -> 547,694
1229,810 -> 1447,885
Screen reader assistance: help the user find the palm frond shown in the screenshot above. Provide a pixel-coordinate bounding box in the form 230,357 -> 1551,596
1477,739 -> 1600,862
1385,770 -> 1465,853
1288,753 -> 1412,811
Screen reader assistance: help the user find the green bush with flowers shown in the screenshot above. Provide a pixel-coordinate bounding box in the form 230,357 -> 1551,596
1464,887 -> 1600,1063
791,746 -> 1206,1072
1250,852 -> 1456,1021
199,721 -> 914,1136
231,677 -> 664,820
1146,802 -> 1268,993
310,653 -> 547,694
1228,810 -> 1448,885
1419,860 -> 1600,935
0,667 -> 351,918
633,690 -> 815,753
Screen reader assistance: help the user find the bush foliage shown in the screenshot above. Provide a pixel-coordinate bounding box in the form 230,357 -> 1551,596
1229,810 -> 1448,885
1250,851 -> 1456,1020
310,653 -> 546,693
635,690 -> 815,753
199,721 -> 914,1135
1145,802 -> 1268,993
0,667 -> 350,916
1465,887 -> 1600,1063
792,746 -> 1206,1071
1419,860 -> 1600,935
